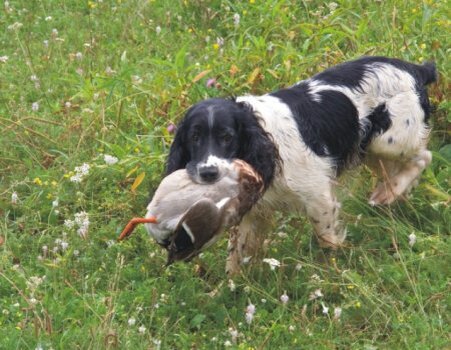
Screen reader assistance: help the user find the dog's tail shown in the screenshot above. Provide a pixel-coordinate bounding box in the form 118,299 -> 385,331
416,61 -> 437,86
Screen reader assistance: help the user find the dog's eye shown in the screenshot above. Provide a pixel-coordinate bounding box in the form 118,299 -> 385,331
191,133 -> 200,142
222,133 -> 233,143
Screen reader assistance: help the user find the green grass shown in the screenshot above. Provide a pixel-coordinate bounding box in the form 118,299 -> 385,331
0,0 -> 449,349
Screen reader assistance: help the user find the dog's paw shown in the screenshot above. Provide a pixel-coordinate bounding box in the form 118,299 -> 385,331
318,228 -> 346,249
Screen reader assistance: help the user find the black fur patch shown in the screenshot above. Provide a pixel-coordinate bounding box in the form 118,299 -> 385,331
359,104 -> 392,153
271,83 -> 359,171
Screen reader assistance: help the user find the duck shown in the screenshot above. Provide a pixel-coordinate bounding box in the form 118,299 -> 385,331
118,159 -> 263,265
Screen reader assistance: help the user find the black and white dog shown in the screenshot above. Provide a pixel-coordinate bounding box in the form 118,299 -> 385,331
165,56 -> 437,274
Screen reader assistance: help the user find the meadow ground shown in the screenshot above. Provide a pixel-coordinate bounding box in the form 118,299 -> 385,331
0,1 -> 449,349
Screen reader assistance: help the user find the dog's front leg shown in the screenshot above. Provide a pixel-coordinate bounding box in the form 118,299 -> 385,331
226,210 -> 272,276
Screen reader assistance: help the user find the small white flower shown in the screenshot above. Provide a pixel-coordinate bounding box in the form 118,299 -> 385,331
73,250 -> 80,257
128,317 -> 136,326
327,2 -> 338,11
229,327 -> 238,339
155,26 -> 161,35
11,191 -> 19,204
333,307 -> 342,320
105,66 -> 115,75
216,37 -> 224,47
52,198 -> 59,208
261,298 -> 267,304
8,22 -> 23,31
45,16 -> 52,21
0,56 -> 9,63
35,345 -> 43,350
75,52 -> 83,60
154,303 -> 159,309
288,325 -> 296,331
228,279 -> 236,292
51,28 -> 58,37
43,40 -> 49,47
104,154 -> 118,165
224,340 -> 232,347
61,241 -> 69,251
246,303 -> 256,315
65,101 -> 71,109
32,102 -> 39,112
321,302 -> 329,315
42,245 -> 48,254
64,219 -> 75,229
29,297 -> 37,305
132,75 -> 143,84
295,263 -> 303,271
309,288 -> 323,300
245,311 -> 254,324
53,246 -> 59,253
233,13 -> 240,27
106,240 -> 115,248
138,325 -> 146,334
408,233 -> 417,247
153,339 -> 161,350
280,291 -> 289,304
263,258 -> 281,270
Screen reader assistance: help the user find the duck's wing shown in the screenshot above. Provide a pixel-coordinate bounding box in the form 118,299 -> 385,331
166,198 -> 223,264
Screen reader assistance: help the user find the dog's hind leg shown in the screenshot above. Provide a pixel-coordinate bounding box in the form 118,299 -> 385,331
365,91 -> 432,205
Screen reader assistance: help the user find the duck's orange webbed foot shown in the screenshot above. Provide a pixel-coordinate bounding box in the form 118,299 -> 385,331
118,216 -> 157,241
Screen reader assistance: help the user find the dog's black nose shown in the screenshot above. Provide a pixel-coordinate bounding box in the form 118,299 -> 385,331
199,166 -> 219,182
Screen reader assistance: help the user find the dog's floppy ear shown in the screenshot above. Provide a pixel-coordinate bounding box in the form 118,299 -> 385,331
165,119 -> 189,175
235,101 -> 280,189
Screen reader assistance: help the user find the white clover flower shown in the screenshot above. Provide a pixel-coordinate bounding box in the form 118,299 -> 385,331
105,66 -> 115,75
408,233 -> 417,247
224,340 -> 232,347
260,298 -> 267,304
233,13 -> 240,27
29,297 -> 37,305
295,263 -> 303,271
333,307 -> 342,320
321,302 -> 329,315
64,219 -> 75,229
42,245 -> 48,254
155,26 -> 161,35
0,56 -> 9,63
43,40 -> 49,47
228,279 -> 236,292
132,75 -> 143,84
61,241 -> 69,251
11,191 -> 18,204
263,258 -> 281,270
229,328 -> 238,342
75,52 -> 83,60
52,198 -> 59,208
327,2 -> 338,11
216,37 -> 224,47
246,303 -> 256,315
309,288 -> 323,301
128,317 -> 136,326
288,325 -> 296,332
53,246 -> 59,253
245,312 -> 253,324
70,163 -> 90,183
73,250 -> 80,257
138,325 -> 146,334
65,101 -> 71,108
8,22 -> 23,31
45,16 -> 52,21
32,102 -> 39,112
104,154 -> 118,165
153,339 -> 161,350
51,28 -> 58,37
280,291 -> 289,304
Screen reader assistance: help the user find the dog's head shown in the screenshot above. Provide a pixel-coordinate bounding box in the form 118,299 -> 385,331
166,98 -> 278,189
